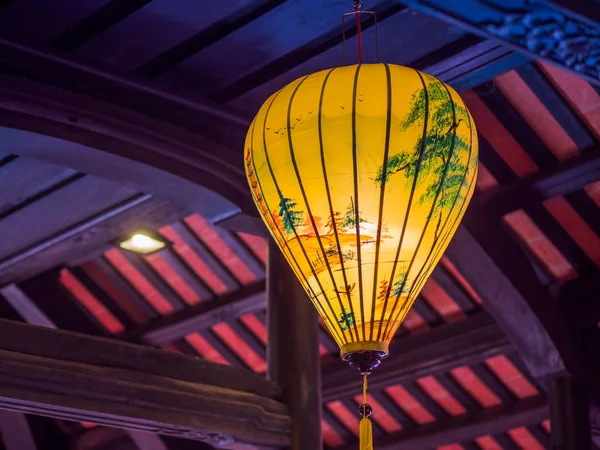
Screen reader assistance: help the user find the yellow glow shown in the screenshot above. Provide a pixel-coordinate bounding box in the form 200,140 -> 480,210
245,64 -> 478,353
119,233 -> 166,254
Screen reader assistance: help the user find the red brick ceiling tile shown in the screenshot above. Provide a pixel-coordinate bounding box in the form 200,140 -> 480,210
212,322 -> 266,373
539,62 -> 600,140
494,71 -> 579,161
185,214 -> 256,284
351,394 -> 402,433
416,376 -> 467,416
384,385 -> 436,425
145,253 -> 202,304
104,248 -> 174,315
544,196 -> 600,268
59,269 -> 124,334
237,231 -> 268,264
462,90 -> 538,177
184,332 -> 228,365
485,355 -> 538,399
504,210 -> 577,281
475,435 -> 503,450
160,225 -> 228,294
440,257 -> 483,305
508,427 -> 544,449
477,163 -> 499,192
322,419 -> 345,447
450,366 -> 501,408
326,401 -> 360,437
421,279 -> 464,322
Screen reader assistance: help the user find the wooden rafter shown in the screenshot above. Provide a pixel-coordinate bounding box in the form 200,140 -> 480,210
124,280 -> 266,345
338,395 -> 548,450
322,313 -> 511,402
0,316 -> 288,447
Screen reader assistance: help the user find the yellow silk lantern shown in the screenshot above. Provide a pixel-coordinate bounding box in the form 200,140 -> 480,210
245,63 -> 477,445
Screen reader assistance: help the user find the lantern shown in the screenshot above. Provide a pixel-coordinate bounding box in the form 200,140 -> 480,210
245,63 -> 477,447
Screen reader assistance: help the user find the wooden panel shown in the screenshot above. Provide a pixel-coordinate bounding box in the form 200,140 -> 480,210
0,156 -> 77,217
74,0 -> 265,71
154,0 -> 394,96
227,8 -> 463,111
0,317 -> 280,399
0,175 -> 137,260
0,0 -> 111,41
0,346 -> 288,446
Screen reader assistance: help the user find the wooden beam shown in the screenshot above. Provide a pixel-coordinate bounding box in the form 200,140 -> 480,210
550,376 -> 592,449
472,149 -> 600,216
0,317 -> 288,447
339,395 -> 548,450
445,222 -> 567,378
267,240 -> 322,450
124,280 -> 266,345
322,313 -> 511,402
0,38 -> 253,221
0,195 -> 187,286
0,410 -> 37,450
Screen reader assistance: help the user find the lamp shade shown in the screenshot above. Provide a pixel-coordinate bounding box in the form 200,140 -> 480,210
245,63 -> 478,360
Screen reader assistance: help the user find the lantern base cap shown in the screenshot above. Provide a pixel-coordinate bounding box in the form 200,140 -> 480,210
340,342 -> 389,376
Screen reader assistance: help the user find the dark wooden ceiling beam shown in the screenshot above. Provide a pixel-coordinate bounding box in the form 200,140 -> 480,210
0,317 -> 288,447
322,313 -> 512,402
337,395 -> 548,450
394,0 -> 600,86
473,148 -> 600,217
124,280 -> 266,345
1,282 -> 171,450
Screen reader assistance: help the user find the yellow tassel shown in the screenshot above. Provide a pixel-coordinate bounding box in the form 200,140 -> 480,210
359,375 -> 373,450
359,417 -> 373,450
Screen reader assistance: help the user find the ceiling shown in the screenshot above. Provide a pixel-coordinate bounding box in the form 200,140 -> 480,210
0,0 -> 599,449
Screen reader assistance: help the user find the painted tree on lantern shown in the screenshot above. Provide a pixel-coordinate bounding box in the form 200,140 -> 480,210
377,279 -> 390,303
390,270 -> 410,297
341,197 -> 368,230
278,195 -> 304,236
375,81 -> 471,239
325,211 -> 344,235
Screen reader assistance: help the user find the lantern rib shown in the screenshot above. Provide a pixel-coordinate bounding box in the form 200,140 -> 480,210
285,71 -> 356,345
250,87 -> 345,346
378,69 -> 430,343
351,64 -> 367,342
405,103 -> 476,310
383,81 -> 461,343
368,63 -> 392,342
261,76 -> 351,345
317,68 -> 359,346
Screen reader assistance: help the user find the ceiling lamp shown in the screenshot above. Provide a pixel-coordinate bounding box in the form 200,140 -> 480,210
245,2 -> 478,448
118,232 -> 168,255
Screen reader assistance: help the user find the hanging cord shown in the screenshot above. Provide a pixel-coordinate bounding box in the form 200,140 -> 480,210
354,0 -> 363,63
359,375 -> 373,450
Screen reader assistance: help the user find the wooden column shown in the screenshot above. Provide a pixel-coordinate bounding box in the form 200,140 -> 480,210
550,376 -> 591,449
267,239 -> 323,450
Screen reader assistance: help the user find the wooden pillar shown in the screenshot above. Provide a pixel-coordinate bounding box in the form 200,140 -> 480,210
267,239 -> 323,450
550,376 -> 591,449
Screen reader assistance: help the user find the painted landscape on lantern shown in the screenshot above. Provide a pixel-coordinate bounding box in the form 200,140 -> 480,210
245,64 -> 478,348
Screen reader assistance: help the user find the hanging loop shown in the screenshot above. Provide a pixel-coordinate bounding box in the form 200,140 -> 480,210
341,2 -> 379,65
